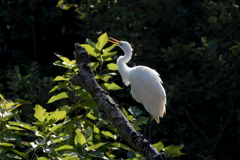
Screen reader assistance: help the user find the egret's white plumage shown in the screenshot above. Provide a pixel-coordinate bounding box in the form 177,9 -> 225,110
109,38 -> 166,123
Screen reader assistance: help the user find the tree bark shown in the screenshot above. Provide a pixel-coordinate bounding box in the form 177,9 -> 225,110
70,43 -> 165,160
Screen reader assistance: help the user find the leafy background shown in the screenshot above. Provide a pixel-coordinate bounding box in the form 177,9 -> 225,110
0,0 -> 240,159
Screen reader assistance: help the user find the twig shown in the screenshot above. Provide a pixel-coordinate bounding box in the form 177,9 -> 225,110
184,110 -> 211,145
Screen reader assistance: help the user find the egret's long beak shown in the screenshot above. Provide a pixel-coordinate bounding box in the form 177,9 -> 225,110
109,37 -> 121,45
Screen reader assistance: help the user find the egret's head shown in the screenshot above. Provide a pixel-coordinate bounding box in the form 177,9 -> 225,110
109,37 -> 133,52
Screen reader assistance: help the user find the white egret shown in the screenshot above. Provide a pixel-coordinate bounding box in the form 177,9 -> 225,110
109,37 -> 166,141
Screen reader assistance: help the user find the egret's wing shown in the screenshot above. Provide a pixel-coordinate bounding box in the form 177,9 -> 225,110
129,66 -> 166,123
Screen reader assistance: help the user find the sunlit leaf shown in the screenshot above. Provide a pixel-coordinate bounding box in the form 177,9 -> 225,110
95,74 -> 112,82
101,131 -> 115,140
6,125 -> 25,131
122,107 -> 128,117
75,129 -> 86,146
86,39 -> 96,48
100,82 -> 122,90
102,47 -> 117,61
164,145 -> 184,157
34,105 -> 46,123
56,0 -> 64,7
88,143 -> 107,151
90,62 -> 99,71
47,92 -> 69,104
51,135 -> 69,144
0,94 -> 6,102
153,141 -> 164,151
54,76 -> 69,81
46,110 -> 66,125
5,102 -> 15,109
55,145 -> 74,151
8,121 -> 38,131
0,142 -> 14,146
96,33 -> 108,51
54,53 -> 71,64
50,119 -> 70,132
85,121 -> 99,133
81,44 -> 96,57
87,113 -> 97,120
38,157 -> 48,160
10,149 -> 29,159
62,156 -> 79,160
107,63 -> 118,71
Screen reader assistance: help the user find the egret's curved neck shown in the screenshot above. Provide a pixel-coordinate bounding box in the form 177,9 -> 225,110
117,45 -> 132,72
117,44 -> 133,85
118,46 -> 132,64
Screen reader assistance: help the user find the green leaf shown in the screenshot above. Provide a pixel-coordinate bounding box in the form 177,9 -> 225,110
88,143 -> 107,151
80,101 -> 98,109
81,44 -> 96,57
102,45 -> 117,61
88,151 -> 104,158
87,113 -> 97,120
38,157 -> 48,160
51,135 -> 69,144
95,74 -> 112,82
75,129 -> 86,146
8,121 -> 38,131
106,143 -> 131,151
46,110 -> 66,125
55,145 -> 74,151
85,121 -> 99,133
6,153 -> 21,159
34,105 -> 46,123
127,150 -> 136,158
56,0 -> 64,7
14,99 -> 30,104
86,39 -> 96,48
164,145 -> 184,157
0,142 -> 14,147
153,141 -> 164,151
6,125 -> 25,131
54,76 -> 69,81
96,33 -> 108,51
122,107 -> 128,117
128,106 -> 142,117
47,92 -> 69,104
103,44 -> 116,53
107,63 -> 118,71
50,119 -> 70,132
62,156 -> 79,160
10,149 -> 29,159
135,116 -> 148,124
101,131 -> 115,140
0,94 -> 6,102
54,53 -> 71,64
91,62 -> 99,71
100,82 -> 122,90
48,82 -> 68,93
5,102 -> 15,109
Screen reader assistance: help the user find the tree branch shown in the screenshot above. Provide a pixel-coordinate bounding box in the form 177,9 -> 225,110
70,43 -> 165,160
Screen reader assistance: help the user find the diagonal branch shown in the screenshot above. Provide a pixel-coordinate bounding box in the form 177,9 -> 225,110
70,43 -> 165,160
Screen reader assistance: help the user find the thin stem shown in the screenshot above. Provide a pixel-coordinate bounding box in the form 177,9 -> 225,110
184,110 -> 211,145
143,114 -> 151,139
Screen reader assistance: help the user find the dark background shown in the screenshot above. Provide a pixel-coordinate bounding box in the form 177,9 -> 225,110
1,0 -> 240,159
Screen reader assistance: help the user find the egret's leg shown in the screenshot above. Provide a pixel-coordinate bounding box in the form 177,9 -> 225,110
143,114 -> 151,140
149,116 -> 151,144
